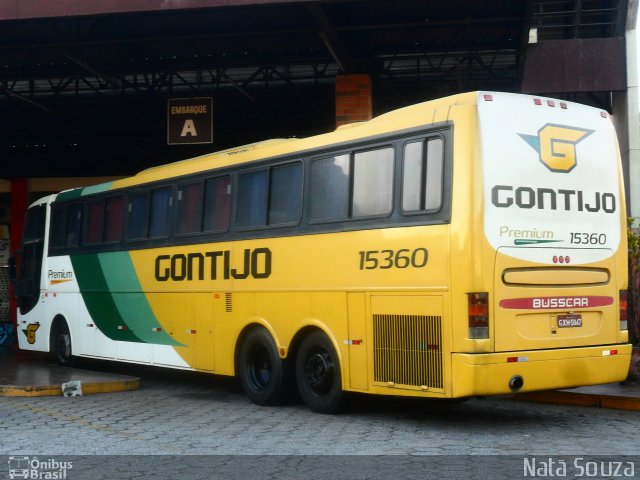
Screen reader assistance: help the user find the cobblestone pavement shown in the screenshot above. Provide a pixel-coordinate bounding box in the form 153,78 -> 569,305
0,361 -> 638,459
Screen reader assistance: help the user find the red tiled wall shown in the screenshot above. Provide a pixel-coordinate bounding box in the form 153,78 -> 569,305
335,74 -> 372,127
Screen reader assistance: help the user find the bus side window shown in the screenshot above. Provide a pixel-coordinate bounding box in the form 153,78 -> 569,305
203,176 -> 231,232
149,187 -> 173,238
268,162 -> 302,225
236,170 -> 268,228
127,192 -> 150,240
309,154 -> 350,221
176,182 -> 204,234
310,147 -> 393,222
402,137 -> 444,213
352,147 -> 394,218
50,206 -> 67,250
104,196 -> 124,243
65,204 -> 83,247
86,200 -> 105,244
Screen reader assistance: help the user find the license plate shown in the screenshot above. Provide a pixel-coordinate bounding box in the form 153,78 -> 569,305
557,314 -> 582,328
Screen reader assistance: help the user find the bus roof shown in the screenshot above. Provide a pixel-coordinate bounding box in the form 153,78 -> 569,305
53,90 -> 603,202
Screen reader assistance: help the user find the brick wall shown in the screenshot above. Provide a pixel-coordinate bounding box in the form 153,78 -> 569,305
335,74 -> 372,127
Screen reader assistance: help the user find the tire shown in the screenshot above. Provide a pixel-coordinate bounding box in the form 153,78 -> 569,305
52,321 -> 74,366
238,327 -> 291,406
295,331 -> 344,413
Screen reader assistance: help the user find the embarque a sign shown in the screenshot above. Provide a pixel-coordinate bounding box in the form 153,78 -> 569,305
167,97 -> 213,145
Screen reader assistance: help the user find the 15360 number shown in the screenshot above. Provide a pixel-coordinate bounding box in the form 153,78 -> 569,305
358,248 -> 429,270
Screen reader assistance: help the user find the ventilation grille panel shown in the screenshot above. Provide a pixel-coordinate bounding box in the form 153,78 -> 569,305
225,292 -> 232,313
373,314 -> 443,389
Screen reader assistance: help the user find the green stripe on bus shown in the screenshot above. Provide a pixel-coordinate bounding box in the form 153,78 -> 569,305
98,252 -> 181,346
70,254 -> 143,343
82,182 -> 113,196
56,182 -> 113,202
56,189 -> 84,202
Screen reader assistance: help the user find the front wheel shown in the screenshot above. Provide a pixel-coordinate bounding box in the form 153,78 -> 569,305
52,322 -> 73,366
295,331 -> 344,413
238,327 -> 291,406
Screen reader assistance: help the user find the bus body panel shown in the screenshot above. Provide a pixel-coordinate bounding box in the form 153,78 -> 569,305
451,344 -> 631,397
478,92 -> 628,355
15,91 -> 630,404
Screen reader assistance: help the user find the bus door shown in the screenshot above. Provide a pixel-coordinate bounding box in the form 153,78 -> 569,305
17,204 -> 47,315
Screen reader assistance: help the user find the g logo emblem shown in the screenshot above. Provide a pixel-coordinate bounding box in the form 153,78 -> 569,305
23,323 -> 39,344
519,124 -> 593,173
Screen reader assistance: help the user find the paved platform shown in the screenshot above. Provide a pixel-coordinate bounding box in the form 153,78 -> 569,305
0,346 -> 637,408
514,382 -> 640,411
0,347 -> 140,396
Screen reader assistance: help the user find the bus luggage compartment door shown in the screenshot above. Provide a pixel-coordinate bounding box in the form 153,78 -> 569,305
493,248 -> 619,352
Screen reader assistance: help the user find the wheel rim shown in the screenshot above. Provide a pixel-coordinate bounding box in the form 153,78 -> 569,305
247,344 -> 272,390
303,347 -> 334,397
56,332 -> 71,361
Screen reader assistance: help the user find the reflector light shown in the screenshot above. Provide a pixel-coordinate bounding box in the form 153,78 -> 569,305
601,111 -> 608,118
534,98 -> 542,105
603,349 -> 619,356
620,290 -> 628,330
547,100 -> 555,107
560,102 -> 567,109
468,292 -> 489,339
117,325 -> 127,330
507,356 -> 529,363
483,94 -> 493,101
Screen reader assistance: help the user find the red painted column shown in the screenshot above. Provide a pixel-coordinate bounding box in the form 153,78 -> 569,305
335,74 -> 372,128
9,179 -> 28,332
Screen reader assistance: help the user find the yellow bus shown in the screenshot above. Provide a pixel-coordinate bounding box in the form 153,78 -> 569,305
13,91 -> 631,413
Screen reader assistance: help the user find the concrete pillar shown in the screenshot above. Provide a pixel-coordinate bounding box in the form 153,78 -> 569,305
618,1 -> 640,218
626,23 -> 640,219
335,74 -> 372,127
9,179 -> 28,329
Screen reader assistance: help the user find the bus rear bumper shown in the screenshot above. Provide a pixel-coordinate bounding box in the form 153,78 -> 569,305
451,344 -> 632,398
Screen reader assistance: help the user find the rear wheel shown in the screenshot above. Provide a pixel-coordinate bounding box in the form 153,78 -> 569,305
52,321 -> 73,366
296,331 -> 344,413
238,327 -> 291,405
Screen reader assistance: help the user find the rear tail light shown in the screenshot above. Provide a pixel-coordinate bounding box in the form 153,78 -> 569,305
620,290 -> 628,330
468,292 -> 489,339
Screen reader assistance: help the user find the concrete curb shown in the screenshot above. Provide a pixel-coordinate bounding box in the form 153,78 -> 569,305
0,377 -> 140,397
514,390 -> 640,411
